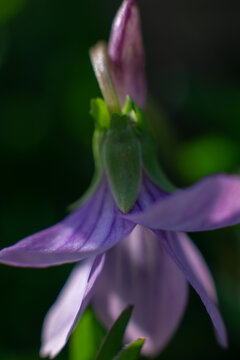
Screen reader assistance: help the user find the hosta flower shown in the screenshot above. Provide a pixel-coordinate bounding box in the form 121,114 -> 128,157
1,0 -> 240,358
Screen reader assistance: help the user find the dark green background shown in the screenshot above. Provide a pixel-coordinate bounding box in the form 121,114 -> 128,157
0,0 -> 239,359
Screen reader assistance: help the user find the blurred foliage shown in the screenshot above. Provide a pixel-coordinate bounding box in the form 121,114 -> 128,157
0,0 -> 239,359
178,134 -> 240,182
0,0 -> 29,26
69,306 -> 144,360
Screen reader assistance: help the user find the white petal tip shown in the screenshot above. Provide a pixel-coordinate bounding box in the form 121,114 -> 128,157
40,345 -> 62,359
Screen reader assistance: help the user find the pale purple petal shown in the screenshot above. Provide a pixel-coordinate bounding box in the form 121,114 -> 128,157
126,174 -> 240,232
108,0 -> 146,108
158,230 -> 228,347
40,254 -> 105,359
92,225 -> 188,356
0,178 -> 135,267
179,233 -> 217,303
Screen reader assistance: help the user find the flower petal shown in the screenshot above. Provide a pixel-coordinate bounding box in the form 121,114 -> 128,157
0,178 -> 135,267
108,0 -> 146,107
126,174 -> 240,232
158,230 -> 227,347
179,233 -> 217,303
92,225 -> 188,356
40,254 -> 105,359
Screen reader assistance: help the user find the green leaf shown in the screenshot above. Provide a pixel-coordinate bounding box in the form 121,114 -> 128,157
95,305 -> 133,360
104,115 -> 141,213
90,98 -> 110,130
0,0 -> 28,26
115,338 -> 145,360
69,308 -> 106,360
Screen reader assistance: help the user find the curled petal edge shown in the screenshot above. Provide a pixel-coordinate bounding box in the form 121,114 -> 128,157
40,254 -> 105,358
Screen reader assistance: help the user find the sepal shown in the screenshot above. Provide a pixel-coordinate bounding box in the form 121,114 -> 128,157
141,134 -> 176,192
90,98 -> 110,130
125,99 -> 175,192
103,113 -> 141,213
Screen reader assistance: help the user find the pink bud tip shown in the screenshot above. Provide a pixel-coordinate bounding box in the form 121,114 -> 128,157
108,0 -> 147,108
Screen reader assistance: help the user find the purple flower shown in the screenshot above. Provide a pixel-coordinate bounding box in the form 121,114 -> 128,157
1,0 -> 240,358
